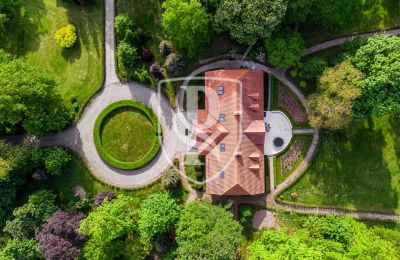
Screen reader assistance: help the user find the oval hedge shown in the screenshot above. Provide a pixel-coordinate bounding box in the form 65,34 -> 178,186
93,100 -> 162,170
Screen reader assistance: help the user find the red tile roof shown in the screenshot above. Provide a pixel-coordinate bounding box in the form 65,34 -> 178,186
196,69 -> 265,196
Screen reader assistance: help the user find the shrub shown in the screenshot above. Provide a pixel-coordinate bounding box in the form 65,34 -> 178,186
299,80 -> 307,88
43,147 -> 72,176
161,167 -> 180,189
341,36 -> 368,57
0,239 -> 41,259
93,191 -> 117,208
133,66 -> 152,85
165,53 -> 186,76
115,14 -> 145,46
141,47 -> 153,62
239,205 -> 254,224
290,70 -> 298,77
149,62 -> 164,80
300,56 -> 328,81
117,41 -> 140,69
54,24 -> 78,48
159,40 -> 173,57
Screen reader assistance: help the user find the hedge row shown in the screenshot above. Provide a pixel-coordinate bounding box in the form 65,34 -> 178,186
93,100 -> 162,170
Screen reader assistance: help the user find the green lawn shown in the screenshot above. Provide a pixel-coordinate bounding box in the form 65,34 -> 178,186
0,0 -> 104,117
299,0 -> 400,46
101,107 -> 157,162
280,116 -> 400,214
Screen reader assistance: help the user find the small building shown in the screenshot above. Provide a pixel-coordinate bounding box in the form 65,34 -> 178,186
196,69 -> 266,196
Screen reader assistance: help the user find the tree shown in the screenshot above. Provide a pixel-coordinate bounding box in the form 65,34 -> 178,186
35,211 -> 86,260
161,166 -> 180,189
79,194 -> 145,260
284,0 -> 314,24
299,56 -> 328,82
117,41 -> 140,69
0,0 -> 20,35
265,29 -> 305,68
214,0 -> 287,45
307,61 -> 363,129
310,0 -> 359,29
114,14 -> 144,47
0,238 -> 41,260
3,190 -> 58,239
162,0 -> 211,57
175,201 -> 242,259
43,147 -> 72,176
138,192 -> 181,238
351,35 -> 400,118
0,50 -> 71,136
54,24 -> 78,48
0,141 -> 32,228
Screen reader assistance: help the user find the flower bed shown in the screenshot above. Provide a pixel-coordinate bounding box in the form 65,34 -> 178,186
93,100 -> 161,170
278,85 -> 307,123
279,140 -> 306,175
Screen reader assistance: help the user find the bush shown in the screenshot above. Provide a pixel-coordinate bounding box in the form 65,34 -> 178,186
54,24 -> 78,48
149,62 -> 164,80
115,14 -> 145,47
0,239 -> 41,259
165,53 -> 186,76
300,56 -> 328,81
93,100 -> 161,170
161,167 -> 180,189
141,47 -> 153,62
239,205 -> 253,224
290,70 -> 298,77
299,80 -> 307,88
43,147 -> 72,176
93,191 -> 117,208
341,36 -> 368,57
159,40 -> 173,57
133,66 -> 152,85
117,41 -> 140,69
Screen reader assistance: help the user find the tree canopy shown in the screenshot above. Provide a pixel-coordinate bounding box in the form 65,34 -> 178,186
0,0 -> 20,35
0,50 -> 71,136
0,238 -> 41,260
138,192 -> 181,238
162,0 -> 211,57
265,29 -> 305,68
214,0 -> 287,45
3,189 -> 58,239
307,61 -> 363,129
351,35 -> 400,118
249,215 -> 398,259
175,201 -> 242,259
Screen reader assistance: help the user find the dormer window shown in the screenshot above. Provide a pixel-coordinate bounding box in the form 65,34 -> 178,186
217,85 -> 224,95
219,171 -> 225,179
219,113 -> 225,122
220,143 -> 225,152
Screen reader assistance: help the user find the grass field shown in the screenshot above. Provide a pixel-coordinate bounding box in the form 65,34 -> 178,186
300,0 -> 400,46
101,107 -> 157,162
0,0 -> 104,117
280,115 -> 400,214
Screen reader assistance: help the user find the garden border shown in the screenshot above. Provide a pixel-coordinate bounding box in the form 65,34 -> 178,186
93,100 -> 162,170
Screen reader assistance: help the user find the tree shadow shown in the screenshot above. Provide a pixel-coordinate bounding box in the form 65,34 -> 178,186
61,39 -> 82,63
305,118 -> 398,214
0,0 -> 47,55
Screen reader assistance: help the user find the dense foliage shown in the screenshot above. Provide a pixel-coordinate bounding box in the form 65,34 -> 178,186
117,41 -> 140,69
0,0 -> 20,35
266,29 -> 305,68
138,192 -> 181,238
299,56 -> 327,82
285,0 -> 313,24
214,0 -> 287,45
32,147 -> 72,176
161,167 -> 180,189
54,24 -> 78,48
0,238 -> 41,259
35,211 -> 85,260
310,0 -> 359,29
162,0 -> 211,57
4,190 -> 58,239
0,141 -> 31,228
175,201 -> 242,259
115,14 -> 144,47
308,61 -> 363,129
0,50 -> 71,136
249,216 -> 398,259
350,35 -> 400,118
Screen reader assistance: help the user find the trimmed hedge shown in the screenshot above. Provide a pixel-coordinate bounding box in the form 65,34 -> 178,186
93,100 -> 161,170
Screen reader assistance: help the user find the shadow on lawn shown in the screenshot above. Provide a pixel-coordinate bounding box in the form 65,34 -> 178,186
304,118 -> 398,214
0,0 -> 46,55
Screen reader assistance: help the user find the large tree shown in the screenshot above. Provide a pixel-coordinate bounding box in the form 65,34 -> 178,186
284,0 -> 314,24
265,29 -> 305,68
3,189 -> 58,238
214,0 -> 287,45
175,201 -> 242,259
138,192 -> 181,238
310,0 -> 360,29
351,35 -> 400,118
0,50 -> 71,136
307,61 -> 363,129
35,211 -> 86,260
162,0 -> 211,57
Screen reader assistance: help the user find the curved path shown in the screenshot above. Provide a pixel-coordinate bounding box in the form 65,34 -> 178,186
36,0 -> 185,188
